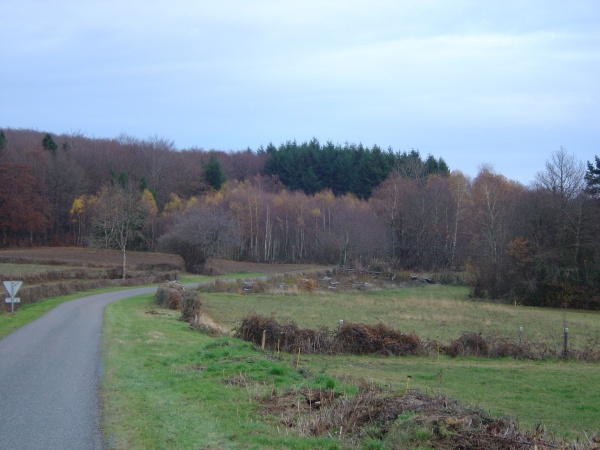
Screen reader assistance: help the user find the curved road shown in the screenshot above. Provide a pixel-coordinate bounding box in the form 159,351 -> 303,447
0,287 -> 156,449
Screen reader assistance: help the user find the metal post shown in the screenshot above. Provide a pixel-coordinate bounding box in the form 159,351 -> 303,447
519,326 -> 523,347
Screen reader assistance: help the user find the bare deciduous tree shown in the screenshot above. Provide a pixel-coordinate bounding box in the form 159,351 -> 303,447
90,186 -> 148,278
158,204 -> 240,274
534,147 -> 586,202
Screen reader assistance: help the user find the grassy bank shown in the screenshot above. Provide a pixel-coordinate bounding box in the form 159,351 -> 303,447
101,294 -> 342,449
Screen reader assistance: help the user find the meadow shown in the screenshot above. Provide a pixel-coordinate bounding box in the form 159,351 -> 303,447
200,282 -> 600,350
100,281 -> 600,448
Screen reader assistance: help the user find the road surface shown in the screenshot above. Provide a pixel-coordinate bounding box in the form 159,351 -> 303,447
0,287 -> 156,449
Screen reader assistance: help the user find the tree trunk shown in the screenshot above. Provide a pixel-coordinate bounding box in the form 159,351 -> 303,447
122,248 -> 127,279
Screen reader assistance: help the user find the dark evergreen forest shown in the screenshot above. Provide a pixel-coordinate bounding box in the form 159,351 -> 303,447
262,138 -> 449,198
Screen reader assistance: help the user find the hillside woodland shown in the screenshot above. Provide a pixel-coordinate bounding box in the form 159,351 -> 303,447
1,128 -> 599,309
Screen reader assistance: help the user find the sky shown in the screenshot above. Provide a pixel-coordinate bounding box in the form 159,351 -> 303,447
2,0 -> 599,185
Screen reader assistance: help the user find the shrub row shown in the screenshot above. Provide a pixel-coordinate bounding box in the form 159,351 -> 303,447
1,272 -> 178,309
154,284 -> 202,323
235,315 -> 600,362
235,315 -> 421,356
0,268 -> 120,285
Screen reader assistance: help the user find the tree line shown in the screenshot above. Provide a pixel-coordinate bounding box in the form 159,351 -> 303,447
1,128 -> 599,309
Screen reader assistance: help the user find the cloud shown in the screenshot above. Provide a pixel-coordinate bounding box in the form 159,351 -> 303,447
2,0 -> 599,183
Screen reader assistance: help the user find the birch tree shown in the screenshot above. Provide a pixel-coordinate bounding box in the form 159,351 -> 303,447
90,186 -> 147,279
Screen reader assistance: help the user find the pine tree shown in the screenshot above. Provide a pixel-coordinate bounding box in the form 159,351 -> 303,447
203,154 -> 226,191
42,133 -> 58,156
0,130 -> 6,154
585,156 -> 600,196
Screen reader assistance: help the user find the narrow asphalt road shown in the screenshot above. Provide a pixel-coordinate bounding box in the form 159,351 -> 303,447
0,287 -> 156,450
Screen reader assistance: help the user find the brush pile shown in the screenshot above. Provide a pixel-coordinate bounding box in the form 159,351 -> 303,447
287,384 -> 599,449
234,314 -> 333,354
337,322 -> 421,356
235,315 -> 421,356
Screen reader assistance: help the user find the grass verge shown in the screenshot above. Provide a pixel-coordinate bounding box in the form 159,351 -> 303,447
101,294 -> 345,449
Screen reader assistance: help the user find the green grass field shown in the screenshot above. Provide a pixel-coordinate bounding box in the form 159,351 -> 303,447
200,285 -> 600,348
101,288 -> 600,447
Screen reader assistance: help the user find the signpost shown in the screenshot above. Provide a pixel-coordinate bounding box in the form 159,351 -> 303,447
3,280 -> 23,314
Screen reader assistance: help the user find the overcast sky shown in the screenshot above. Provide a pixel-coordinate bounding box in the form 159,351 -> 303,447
2,0 -> 599,184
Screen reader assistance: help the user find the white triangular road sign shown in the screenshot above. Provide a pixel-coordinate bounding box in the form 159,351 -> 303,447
3,281 -> 23,298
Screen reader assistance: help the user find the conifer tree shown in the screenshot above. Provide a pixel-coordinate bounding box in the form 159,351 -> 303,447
585,156 -> 600,196
0,130 -> 6,154
203,154 -> 226,191
42,133 -> 58,156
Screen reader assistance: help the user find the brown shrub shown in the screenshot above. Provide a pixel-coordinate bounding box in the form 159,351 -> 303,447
234,315 -> 334,354
241,280 -> 268,294
446,332 -> 489,357
154,285 -> 183,310
491,341 -> 525,359
336,322 -> 421,356
481,337 -> 538,360
232,315 -> 600,363
180,291 -> 202,322
235,316 -> 422,356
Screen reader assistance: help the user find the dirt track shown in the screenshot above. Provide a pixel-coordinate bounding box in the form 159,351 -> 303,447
0,247 -> 183,269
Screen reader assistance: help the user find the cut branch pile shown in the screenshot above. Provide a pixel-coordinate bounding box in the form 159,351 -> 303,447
261,383 -> 599,449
